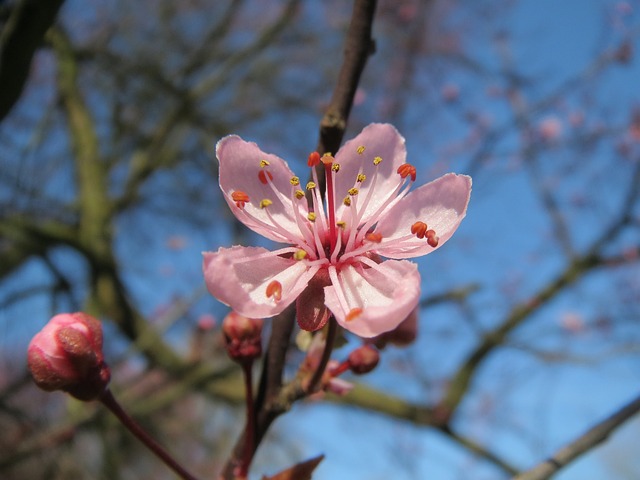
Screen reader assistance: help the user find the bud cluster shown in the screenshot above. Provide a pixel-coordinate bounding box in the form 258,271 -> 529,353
222,311 -> 263,363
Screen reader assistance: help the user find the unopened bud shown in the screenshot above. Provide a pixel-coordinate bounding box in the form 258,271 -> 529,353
371,309 -> 418,349
222,312 -> 263,362
347,345 -> 380,375
27,312 -> 111,401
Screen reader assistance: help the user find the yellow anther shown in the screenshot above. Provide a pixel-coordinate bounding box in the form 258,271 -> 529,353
336,221 -> 346,229
332,163 -> 341,172
294,190 -> 305,199
307,212 -> 317,222
306,181 -> 317,190
260,199 -> 273,209
260,159 -> 270,167
343,196 -> 352,206
356,145 -> 366,154
290,176 -> 300,186
356,173 -> 366,183
348,187 -> 359,196
294,250 -> 308,261
373,156 -> 382,165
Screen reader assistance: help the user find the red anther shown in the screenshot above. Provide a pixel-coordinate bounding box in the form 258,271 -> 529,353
231,190 -> 250,209
265,280 -> 283,302
426,229 -> 439,247
365,232 -> 383,243
397,163 -> 417,181
410,221 -> 428,239
307,151 -> 321,167
258,170 -> 273,185
346,308 -> 363,322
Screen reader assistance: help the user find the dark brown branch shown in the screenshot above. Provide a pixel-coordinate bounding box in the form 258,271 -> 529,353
512,393 -> 640,480
0,0 -> 65,122
316,0 -> 377,156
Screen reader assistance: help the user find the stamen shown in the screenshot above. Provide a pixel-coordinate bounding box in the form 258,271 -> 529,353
346,308 -> 363,322
336,221 -> 346,229
411,221 -> 428,239
356,145 -> 366,154
260,159 -> 270,167
366,232 -> 383,243
328,266 -> 352,315
306,181 -> 317,190
426,229 -> 439,248
357,173 -> 366,183
330,223 -> 344,264
343,196 -> 352,206
332,163 -> 341,172
348,187 -> 359,196
373,156 -> 382,165
294,250 -> 307,260
260,199 -> 273,209
266,280 -> 283,302
289,183 -> 317,257
258,170 -> 273,185
231,190 -> 250,209
397,163 -> 417,181
308,152 -> 321,167
352,173 -> 413,249
290,176 -> 300,186
307,212 -> 317,222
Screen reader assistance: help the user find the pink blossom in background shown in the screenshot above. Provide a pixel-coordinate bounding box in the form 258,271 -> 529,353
203,124 -> 471,337
538,116 -> 563,142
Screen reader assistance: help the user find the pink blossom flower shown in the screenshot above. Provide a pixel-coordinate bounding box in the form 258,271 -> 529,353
203,124 -> 471,337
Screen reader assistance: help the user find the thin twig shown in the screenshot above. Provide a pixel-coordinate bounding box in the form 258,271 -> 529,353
512,393 -> 640,480
306,318 -> 338,394
100,389 -> 200,480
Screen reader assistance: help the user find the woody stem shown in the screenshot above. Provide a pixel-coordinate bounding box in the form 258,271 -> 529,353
238,361 -> 256,478
100,389 -> 200,480
307,317 -> 338,393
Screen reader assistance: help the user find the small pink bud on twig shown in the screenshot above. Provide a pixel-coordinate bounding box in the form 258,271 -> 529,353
222,311 -> 263,363
347,344 -> 380,375
27,312 -> 111,401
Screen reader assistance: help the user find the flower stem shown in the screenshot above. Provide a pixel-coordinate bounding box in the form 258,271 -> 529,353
237,361 -> 256,479
100,389 -> 200,480
307,317 -> 338,393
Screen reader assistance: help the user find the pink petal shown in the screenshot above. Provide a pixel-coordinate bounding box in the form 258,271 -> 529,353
217,135 -> 309,244
373,173 -> 471,259
324,260 -> 421,337
333,124 -> 406,226
203,246 -> 319,318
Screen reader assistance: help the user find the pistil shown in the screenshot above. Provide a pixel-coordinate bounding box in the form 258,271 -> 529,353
322,153 -> 338,255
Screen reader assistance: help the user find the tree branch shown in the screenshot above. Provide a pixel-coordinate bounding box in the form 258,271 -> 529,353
0,0 -> 65,122
513,393 -> 640,480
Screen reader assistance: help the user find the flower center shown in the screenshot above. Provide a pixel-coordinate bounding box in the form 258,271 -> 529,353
230,143 -> 439,265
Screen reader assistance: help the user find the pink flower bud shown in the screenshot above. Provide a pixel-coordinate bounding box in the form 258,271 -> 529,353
27,313 -> 111,401
347,345 -> 380,375
221,312 -> 263,362
371,308 -> 418,349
